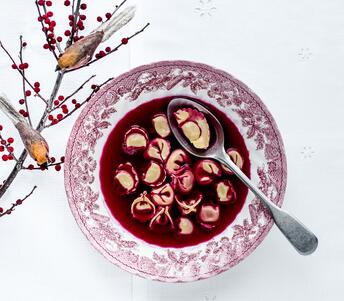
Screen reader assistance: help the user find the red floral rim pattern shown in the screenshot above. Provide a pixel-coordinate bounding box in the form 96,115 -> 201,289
64,60 -> 287,282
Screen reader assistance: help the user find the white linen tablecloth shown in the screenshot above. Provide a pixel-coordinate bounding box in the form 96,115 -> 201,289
0,0 -> 343,300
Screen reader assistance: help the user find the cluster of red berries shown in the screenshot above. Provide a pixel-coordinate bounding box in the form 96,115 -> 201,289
0,127 -> 15,162
37,1 -> 61,51
47,95 -> 81,125
94,38 -> 128,60
96,12 -> 112,23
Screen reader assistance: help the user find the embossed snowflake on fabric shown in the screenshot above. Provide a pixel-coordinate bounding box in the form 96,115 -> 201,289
195,0 -> 216,17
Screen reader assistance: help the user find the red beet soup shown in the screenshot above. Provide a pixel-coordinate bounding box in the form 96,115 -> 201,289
99,96 -> 250,248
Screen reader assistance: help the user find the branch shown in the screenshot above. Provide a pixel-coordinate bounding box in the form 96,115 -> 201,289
66,0 -> 82,48
0,40 -> 48,105
52,74 -> 96,111
45,77 -> 113,128
111,0 -> 128,16
0,186 -> 37,217
18,36 -> 32,126
66,23 -> 150,73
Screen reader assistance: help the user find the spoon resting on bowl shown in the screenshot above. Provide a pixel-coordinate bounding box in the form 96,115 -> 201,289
167,97 -> 318,255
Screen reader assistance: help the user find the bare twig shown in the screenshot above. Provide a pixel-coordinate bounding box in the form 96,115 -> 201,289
0,186 -> 37,217
23,161 -> 64,170
0,41 -> 48,105
111,0 -> 128,16
66,23 -> 150,73
19,36 -> 32,126
52,75 -> 96,111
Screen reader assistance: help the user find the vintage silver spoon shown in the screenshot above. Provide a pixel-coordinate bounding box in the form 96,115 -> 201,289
167,97 -> 318,255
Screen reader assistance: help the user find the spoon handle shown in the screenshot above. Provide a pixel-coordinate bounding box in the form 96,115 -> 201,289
217,151 -> 318,255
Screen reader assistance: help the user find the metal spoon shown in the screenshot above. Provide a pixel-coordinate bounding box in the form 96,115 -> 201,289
167,97 -> 318,255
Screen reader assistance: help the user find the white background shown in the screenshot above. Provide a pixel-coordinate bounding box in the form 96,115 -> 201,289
0,0 -> 343,300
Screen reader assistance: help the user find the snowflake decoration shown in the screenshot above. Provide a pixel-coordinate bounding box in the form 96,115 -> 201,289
195,0 -> 216,17
298,48 -> 313,60
301,146 -> 315,159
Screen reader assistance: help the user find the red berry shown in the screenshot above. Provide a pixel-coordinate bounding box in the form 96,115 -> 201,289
64,0 -> 70,6
0,146 -> 4,152
7,137 -> 14,144
77,20 -> 83,27
105,12 -> 112,19
95,53 -> 100,59
97,16 -> 102,22
80,3 -> 87,10
80,15 -> 86,21
22,42 -> 27,47
0,125 -> 2,131
7,211 -> 11,215
44,18 -> 51,25
2,155 -> 8,161
38,16 -> 43,22
55,164 -> 61,171
50,20 -> 56,27
37,0 -> 44,6
105,46 -> 111,53
68,15 -> 74,21
53,100 -> 59,106
43,43 -> 50,49
78,25 -> 85,31
50,157 -> 56,163
19,63 -> 24,70
58,95 -> 64,101
25,90 -> 31,97
11,63 -> 17,69
52,119 -> 58,125
0,207 -> 3,213
23,112 -> 29,118
23,63 -> 29,69
34,82 -> 40,87
28,164 -> 34,170
64,30 -> 71,36
121,38 -> 129,44
1,139 -> 6,145
46,1 -> 52,7
8,155 -> 14,160
57,36 -> 62,42
47,11 -> 53,17
60,156 -> 65,163
8,146 -> 14,153
72,99 -> 77,104
48,115 -> 54,121
34,87 -> 40,93
91,84 -> 97,90
16,199 -> 22,205
99,51 -> 106,57
62,108 -> 69,114
19,99 -> 25,105
75,103 -> 81,109
57,114 -> 63,120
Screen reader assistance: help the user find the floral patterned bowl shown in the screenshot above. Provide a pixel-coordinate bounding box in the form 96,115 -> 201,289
64,60 -> 287,282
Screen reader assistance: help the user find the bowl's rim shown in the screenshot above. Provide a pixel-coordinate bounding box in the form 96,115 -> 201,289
64,60 -> 287,282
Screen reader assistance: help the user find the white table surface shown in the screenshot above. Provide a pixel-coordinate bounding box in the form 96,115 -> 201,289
0,1 -> 343,300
